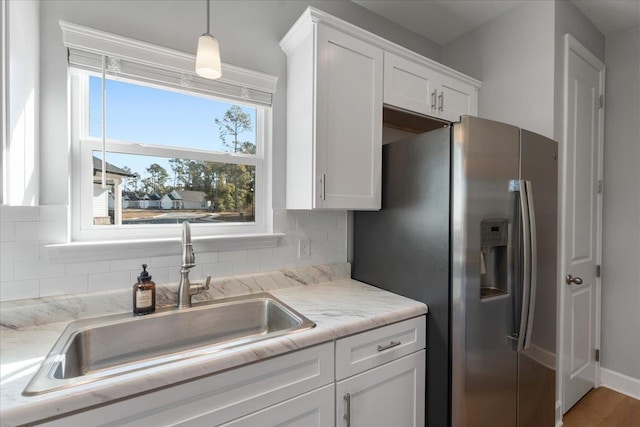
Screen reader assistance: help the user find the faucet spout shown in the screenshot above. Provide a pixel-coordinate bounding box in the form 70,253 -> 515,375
177,221 -> 211,309
181,221 -> 195,268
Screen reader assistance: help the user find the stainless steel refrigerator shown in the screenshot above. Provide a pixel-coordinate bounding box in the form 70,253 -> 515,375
353,116 -> 557,427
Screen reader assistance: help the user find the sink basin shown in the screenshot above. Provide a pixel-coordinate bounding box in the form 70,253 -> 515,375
23,293 -> 315,396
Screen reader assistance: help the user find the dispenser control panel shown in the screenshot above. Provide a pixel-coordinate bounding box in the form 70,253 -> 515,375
480,220 -> 508,247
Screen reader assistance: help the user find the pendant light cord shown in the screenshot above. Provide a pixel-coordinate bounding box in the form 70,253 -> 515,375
206,0 -> 210,35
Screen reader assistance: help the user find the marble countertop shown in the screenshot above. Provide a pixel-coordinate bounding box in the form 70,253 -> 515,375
0,264 -> 427,427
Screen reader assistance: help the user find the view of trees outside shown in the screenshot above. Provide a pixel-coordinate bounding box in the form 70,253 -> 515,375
97,106 -> 256,225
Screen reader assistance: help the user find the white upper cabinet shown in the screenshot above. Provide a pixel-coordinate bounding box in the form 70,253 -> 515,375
281,9 -> 383,210
384,51 -> 480,122
384,52 -> 439,117
281,7 -> 481,210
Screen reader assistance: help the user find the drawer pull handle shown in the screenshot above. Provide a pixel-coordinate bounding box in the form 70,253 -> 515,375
344,393 -> 351,427
377,340 -> 401,352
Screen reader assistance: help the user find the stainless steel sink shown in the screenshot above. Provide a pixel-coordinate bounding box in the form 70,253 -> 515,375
23,293 -> 315,396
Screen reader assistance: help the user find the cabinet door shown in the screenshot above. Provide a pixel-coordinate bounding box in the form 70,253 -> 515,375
383,52 -> 437,117
435,76 -> 478,122
220,384 -> 334,427
336,350 -> 426,427
315,24 -> 383,210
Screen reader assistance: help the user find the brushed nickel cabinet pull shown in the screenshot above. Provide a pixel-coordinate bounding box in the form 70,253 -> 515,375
343,393 -> 351,427
377,340 -> 401,352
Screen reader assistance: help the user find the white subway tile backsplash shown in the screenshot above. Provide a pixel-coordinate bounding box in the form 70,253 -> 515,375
219,250 -> 247,263
247,247 -> 273,260
88,271 -> 131,292
194,252 -> 219,264
149,254 -> 182,269
14,222 -> 41,241
144,266 -> 171,286
0,206 -> 39,222
0,241 -> 39,261
204,262 -> 234,278
259,257 -> 288,272
0,207 -> 349,301
111,257 -> 151,272
38,221 -> 67,242
1,222 -> 15,241
0,279 -> 40,301
12,260 -> 66,280
66,260 -> 111,276
1,261 -> 14,281
40,275 -> 88,297
233,259 -> 261,275
328,227 -> 344,242
336,213 -> 348,229
39,205 -> 67,222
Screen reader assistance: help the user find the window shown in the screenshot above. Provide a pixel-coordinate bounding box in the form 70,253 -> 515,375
63,22 -> 276,242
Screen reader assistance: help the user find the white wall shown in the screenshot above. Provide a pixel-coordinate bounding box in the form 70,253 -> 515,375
553,0 -> 605,143
4,0 -> 39,206
601,24 -> 640,381
38,0 -> 441,208
1,0 -> 441,301
441,0 -> 556,138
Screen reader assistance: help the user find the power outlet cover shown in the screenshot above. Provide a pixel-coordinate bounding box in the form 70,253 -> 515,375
298,238 -> 310,259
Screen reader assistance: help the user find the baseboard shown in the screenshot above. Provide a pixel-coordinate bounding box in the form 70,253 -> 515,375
600,367 -> 640,399
555,400 -> 563,427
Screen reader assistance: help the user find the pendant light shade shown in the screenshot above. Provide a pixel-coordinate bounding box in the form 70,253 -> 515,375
196,34 -> 221,79
195,0 -> 221,79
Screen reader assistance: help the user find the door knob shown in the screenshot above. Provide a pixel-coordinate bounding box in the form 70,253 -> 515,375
566,274 -> 583,285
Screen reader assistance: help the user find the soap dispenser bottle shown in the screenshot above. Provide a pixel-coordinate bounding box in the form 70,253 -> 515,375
133,264 -> 156,316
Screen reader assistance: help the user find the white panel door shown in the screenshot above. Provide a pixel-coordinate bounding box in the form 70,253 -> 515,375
336,350 -> 425,427
561,35 -> 605,413
315,24 -> 383,210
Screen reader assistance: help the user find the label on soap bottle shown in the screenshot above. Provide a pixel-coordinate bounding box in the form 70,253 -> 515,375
136,289 -> 153,309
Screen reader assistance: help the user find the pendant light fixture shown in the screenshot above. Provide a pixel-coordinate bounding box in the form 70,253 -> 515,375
195,0 -> 222,79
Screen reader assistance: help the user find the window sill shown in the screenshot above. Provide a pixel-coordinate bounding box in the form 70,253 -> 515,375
46,233 -> 285,262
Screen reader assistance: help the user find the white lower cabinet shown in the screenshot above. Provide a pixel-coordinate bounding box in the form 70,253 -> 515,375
40,343 -> 334,427
336,351 -> 426,427
334,316 -> 427,427
37,317 -> 426,427
220,384 -> 335,427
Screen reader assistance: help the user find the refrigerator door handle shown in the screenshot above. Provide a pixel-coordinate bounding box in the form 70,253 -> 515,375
517,179 -> 532,352
523,180 -> 537,350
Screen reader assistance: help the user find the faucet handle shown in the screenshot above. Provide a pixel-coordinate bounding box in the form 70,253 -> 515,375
190,275 -> 212,297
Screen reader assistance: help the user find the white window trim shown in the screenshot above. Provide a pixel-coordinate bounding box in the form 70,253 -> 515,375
61,21 -> 279,247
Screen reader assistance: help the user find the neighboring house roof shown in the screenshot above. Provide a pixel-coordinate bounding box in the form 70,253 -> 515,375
149,193 -> 162,201
167,190 -> 182,201
92,156 -> 136,178
175,190 -> 206,202
122,191 -> 143,201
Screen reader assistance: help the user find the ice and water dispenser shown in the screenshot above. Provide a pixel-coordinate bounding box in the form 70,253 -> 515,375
480,219 -> 510,299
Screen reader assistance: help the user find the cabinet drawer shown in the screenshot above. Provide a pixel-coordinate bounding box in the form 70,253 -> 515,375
335,316 -> 426,380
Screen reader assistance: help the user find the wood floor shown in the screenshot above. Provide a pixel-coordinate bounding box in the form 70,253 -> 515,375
563,387 -> 640,427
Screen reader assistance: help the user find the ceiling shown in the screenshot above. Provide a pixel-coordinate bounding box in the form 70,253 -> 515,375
353,0 -> 640,45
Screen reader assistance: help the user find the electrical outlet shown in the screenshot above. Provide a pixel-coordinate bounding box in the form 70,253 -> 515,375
298,238 -> 310,259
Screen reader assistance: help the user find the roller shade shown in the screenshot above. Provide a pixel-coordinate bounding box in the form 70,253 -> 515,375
61,21 -> 277,107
